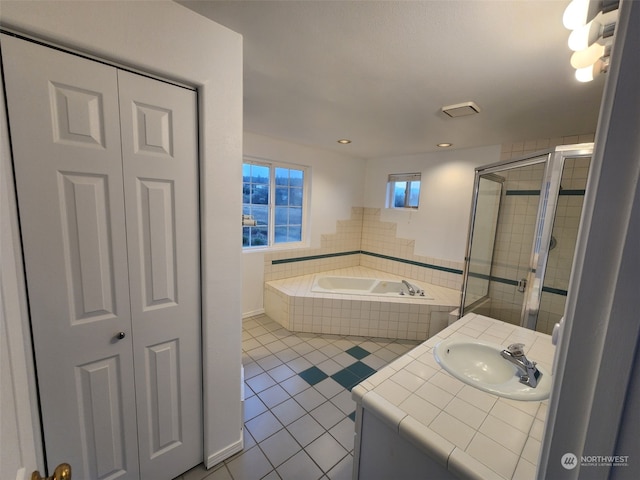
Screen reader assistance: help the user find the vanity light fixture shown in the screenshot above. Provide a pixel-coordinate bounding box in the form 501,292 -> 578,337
563,0 -> 619,82
337,139 -> 351,144
437,143 -> 453,148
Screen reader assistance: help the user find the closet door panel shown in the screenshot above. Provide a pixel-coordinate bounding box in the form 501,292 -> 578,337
117,70 -> 202,480
1,35 -> 139,480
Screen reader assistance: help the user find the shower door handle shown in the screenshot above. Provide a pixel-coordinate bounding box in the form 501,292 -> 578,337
518,278 -> 527,293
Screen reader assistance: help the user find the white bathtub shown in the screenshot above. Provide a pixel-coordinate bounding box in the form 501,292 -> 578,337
265,267 -> 461,340
311,275 -> 433,299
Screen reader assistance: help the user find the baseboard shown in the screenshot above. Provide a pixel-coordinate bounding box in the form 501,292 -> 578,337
206,435 -> 244,469
242,308 -> 265,319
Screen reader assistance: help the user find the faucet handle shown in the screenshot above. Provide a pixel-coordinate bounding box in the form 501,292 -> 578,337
506,343 -> 526,357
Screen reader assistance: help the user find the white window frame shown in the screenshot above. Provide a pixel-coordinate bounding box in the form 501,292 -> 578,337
242,157 -> 309,249
387,172 -> 421,209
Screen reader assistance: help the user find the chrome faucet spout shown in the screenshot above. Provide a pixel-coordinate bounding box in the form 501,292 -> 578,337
401,280 -> 416,296
500,343 -> 542,388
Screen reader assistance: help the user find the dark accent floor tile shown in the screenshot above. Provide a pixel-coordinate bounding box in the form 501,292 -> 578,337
345,345 -> 370,360
298,366 -> 329,386
346,361 -> 377,381
330,368 -> 361,390
348,411 -> 356,422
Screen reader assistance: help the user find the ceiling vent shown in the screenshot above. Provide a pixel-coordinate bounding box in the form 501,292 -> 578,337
442,101 -> 481,118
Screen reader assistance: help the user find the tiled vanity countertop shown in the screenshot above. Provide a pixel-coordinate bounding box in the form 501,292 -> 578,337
352,313 -> 555,480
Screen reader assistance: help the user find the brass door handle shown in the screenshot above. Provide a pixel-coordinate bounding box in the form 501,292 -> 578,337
31,463 -> 71,480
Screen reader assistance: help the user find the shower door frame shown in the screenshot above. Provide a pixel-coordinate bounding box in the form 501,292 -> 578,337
460,143 -> 594,331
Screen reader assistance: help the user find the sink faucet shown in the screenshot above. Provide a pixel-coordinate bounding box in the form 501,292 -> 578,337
402,280 -> 416,296
500,343 -> 542,388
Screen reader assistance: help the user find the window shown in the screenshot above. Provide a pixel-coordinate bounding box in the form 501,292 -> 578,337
243,160 -> 307,247
387,173 -> 421,209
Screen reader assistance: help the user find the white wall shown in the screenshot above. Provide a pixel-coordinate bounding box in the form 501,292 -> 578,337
364,145 -> 501,262
0,0 -> 243,474
242,132 -> 365,315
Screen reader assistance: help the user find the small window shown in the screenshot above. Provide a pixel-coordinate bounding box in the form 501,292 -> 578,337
243,160 -> 307,248
387,173 -> 421,209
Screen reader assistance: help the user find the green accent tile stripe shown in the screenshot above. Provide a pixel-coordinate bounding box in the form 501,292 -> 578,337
468,272 -> 568,296
559,189 -> 586,196
360,251 -> 463,275
505,189 -> 585,196
542,286 -> 568,296
270,250 -> 464,275
506,189 -> 541,196
271,250 -> 360,265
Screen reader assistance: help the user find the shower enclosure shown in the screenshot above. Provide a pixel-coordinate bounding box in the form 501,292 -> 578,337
460,143 -> 593,334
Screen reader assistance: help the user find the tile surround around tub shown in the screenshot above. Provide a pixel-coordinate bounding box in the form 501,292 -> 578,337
264,266 -> 459,341
264,207 -> 464,292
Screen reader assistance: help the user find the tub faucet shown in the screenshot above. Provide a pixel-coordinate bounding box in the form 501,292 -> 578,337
500,343 -> 542,388
402,280 -> 416,296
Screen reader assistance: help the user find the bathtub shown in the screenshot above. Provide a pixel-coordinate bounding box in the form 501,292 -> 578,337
264,267 -> 460,340
311,275 -> 433,299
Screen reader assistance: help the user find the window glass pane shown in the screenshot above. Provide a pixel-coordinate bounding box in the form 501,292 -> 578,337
274,225 -> 302,243
408,181 -> 420,207
251,184 -> 269,205
246,226 -> 268,246
393,182 -> 406,207
275,187 -> 289,206
251,165 -> 269,184
290,169 -> 304,187
275,206 -> 288,224
290,187 -> 303,206
250,205 -> 268,226
289,207 -> 302,225
274,226 -> 288,243
242,182 -> 251,204
243,162 -> 306,248
275,167 -> 289,186
288,225 -> 302,242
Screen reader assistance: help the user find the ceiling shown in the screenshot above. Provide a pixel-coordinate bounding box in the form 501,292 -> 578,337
177,0 -> 606,159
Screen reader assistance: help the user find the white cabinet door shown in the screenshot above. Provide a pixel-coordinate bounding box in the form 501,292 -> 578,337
1,34 -> 201,480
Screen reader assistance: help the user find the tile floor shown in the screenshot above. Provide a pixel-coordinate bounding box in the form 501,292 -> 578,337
174,314 -> 420,480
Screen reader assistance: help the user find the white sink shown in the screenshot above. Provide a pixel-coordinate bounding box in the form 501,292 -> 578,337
433,338 -> 551,401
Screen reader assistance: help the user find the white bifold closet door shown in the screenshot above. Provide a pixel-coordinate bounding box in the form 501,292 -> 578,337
1,34 -> 202,480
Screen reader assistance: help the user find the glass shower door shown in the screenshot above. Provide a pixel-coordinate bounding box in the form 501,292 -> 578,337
461,155 -> 548,325
461,174 -> 503,313
530,154 -> 592,334
461,144 -> 593,332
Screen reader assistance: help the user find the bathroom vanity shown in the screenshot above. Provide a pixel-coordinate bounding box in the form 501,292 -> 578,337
352,313 -> 555,480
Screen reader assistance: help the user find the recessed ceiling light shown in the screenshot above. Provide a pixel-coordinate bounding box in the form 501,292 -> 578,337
337,139 -> 351,144
437,143 -> 453,148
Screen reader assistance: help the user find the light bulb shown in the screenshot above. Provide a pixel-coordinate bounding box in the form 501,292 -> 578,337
568,21 -> 594,51
563,0 -> 590,30
571,43 -> 606,69
575,58 -> 608,83
575,65 -> 595,82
